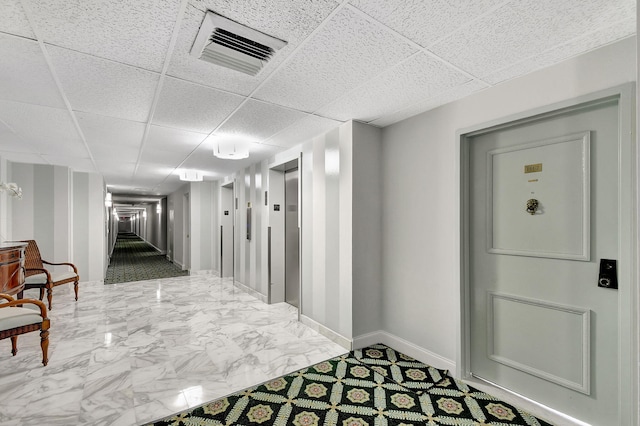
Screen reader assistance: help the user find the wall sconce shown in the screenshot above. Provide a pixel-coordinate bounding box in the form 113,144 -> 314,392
143,210 -> 147,219
156,202 -> 162,214
105,192 -> 112,207
179,170 -> 203,182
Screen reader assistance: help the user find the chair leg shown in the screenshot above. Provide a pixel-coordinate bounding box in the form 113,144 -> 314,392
10,336 -> 17,356
39,287 -> 45,301
40,329 -> 49,366
74,280 -> 79,301
46,287 -> 53,310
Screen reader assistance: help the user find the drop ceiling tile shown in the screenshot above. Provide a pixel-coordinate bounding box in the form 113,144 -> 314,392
0,35 -> 64,108
265,114 -> 342,148
41,155 -> 96,172
317,53 -> 470,122
484,20 -> 637,85
254,7 -> 417,112
0,0 -> 36,39
89,143 -> 139,164
216,99 -> 308,141
167,1 -> 340,95
140,148 -> 186,168
370,80 -> 488,127
48,46 -> 159,122
76,112 -> 145,148
429,0 -> 636,78
0,100 -> 84,150
152,77 -> 244,134
95,160 -> 136,177
24,0 -> 181,72
349,0 -> 506,47
146,125 -> 207,153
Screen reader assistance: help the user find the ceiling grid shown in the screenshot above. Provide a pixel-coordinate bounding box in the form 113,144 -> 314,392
0,0 -> 633,194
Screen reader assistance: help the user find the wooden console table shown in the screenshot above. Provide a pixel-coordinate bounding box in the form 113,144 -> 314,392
0,242 -> 27,296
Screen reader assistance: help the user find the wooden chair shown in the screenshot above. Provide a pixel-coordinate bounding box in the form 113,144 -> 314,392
21,240 -> 79,310
0,293 -> 50,366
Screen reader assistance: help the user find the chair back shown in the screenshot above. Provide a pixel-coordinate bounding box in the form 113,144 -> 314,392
20,240 -> 44,277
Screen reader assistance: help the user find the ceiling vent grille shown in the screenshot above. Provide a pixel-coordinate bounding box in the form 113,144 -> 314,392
191,12 -> 287,76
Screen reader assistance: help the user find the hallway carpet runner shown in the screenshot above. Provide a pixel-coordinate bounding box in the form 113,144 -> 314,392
147,343 -> 552,426
104,233 -> 187,284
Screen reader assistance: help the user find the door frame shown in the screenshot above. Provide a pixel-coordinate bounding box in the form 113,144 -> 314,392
457,83 -> 637,424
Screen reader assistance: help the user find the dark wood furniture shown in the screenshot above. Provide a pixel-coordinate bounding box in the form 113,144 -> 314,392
22,240 -> 79,310
0,242 -> 27,296
0,293 -> 50,366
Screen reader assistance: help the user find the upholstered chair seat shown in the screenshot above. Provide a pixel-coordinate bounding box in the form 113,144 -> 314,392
0,294 -> 50,366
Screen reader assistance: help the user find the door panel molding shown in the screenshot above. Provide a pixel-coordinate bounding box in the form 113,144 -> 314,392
487,291 -> 591,394
486,131 -> 591,260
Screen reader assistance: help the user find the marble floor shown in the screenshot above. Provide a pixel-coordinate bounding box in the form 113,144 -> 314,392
0,276 -> 347,425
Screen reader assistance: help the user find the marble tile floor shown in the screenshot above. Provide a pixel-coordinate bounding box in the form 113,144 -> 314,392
0,276 -> 347,425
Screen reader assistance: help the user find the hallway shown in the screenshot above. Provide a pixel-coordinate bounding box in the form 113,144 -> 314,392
105,233 -> 188,285
0,276 -> 346,425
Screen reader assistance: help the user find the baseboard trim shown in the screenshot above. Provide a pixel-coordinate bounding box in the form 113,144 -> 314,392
353,331 -> 456,375
190,270 -> 219,276
233,280 -> 267,303
300,315 -> 351,351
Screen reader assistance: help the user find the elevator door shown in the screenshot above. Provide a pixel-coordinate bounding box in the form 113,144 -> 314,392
285,169 -> 299,308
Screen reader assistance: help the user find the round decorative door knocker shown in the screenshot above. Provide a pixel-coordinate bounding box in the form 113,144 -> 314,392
526,198 -> 539,215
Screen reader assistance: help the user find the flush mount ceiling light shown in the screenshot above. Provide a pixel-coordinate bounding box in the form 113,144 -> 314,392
179,170 -> 203,182
213,137 -> 250,160
190,11 -> 287,76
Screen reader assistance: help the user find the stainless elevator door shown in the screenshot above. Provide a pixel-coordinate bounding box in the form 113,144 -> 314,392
285,168 -> 299,308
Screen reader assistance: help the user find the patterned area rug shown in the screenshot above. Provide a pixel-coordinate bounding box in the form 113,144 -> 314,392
147,343 -> 553,425
104,233 -> 188,284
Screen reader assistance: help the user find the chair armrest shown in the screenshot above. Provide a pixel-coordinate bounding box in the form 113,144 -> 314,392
0,296 -> 49,318
25,267 -> 52,282
42,260 -> 78,274
0,293 -> 15,303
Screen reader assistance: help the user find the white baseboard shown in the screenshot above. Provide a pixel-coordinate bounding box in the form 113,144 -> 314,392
300,315 -> 351,350
233,280 -> 267,303
190,269 -> 219,276
352,330 -> 456,375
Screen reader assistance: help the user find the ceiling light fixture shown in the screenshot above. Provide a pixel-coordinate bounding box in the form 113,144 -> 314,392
179,170 -> 203,182
191,11 -> 287,76
213,138 -> 250,160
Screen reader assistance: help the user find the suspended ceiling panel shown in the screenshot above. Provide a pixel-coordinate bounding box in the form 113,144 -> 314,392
145,125 -> 208,153
370,80 -> 489,127
317,52 -> 471,122
167,1 -> 340,95
152,77 -> 245,134
215,99 -> 308,141
88,143 -> 139,165
48,46 -> 159,122
0,101 -> 83,151
348,0 -> 508,48
254,6 -> 417,112
41,155 -> 95,172
76,112 -> 146,148
0,0 -> 35,39
265,114 -> 342,148
429,0 -> 636,78
483,19 -> 637,85
1,152 -> 48,165
24,0 -> 182,72
0,35 -> 64,108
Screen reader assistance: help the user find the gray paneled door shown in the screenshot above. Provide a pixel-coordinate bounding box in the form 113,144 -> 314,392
468,98 -> 620,425
285,168 -> 299,308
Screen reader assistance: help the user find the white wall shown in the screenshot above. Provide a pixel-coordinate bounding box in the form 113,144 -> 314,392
381,37 -> 636,366
5,162 -> 105,281
72,171 -> 105,282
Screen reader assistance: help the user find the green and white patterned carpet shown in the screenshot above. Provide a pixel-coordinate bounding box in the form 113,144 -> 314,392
147,343 -> 553,426
104,233 -> 188,284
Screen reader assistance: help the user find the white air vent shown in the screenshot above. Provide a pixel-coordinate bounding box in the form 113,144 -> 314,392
191,12 -> 287,76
